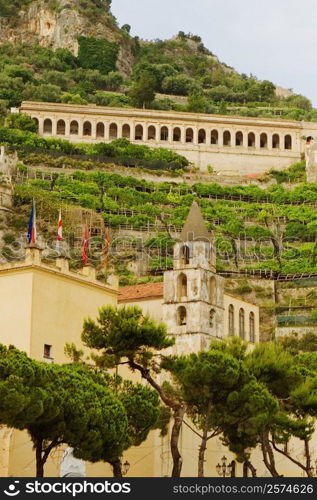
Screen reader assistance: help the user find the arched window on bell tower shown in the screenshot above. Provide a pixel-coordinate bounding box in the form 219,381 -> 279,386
177,306 -> 187,326
229,305 -> 234,336
180,245 -> 190,266
177,273 -> 187,301
239,308 -> 245,339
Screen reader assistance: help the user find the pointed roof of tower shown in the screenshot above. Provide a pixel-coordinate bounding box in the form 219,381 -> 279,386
180,201 -> 212,242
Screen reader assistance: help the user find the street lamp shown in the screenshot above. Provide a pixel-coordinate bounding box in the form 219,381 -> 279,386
216,456 -> 234,477
121,459 -> 130,476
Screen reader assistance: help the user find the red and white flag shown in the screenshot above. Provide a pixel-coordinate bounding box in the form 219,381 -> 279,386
82,224 -> 89,265
101,229 -> 110,268
56,208 -> 62,249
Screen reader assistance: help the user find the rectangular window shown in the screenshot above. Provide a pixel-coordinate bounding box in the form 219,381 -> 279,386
44,344 -> 52,359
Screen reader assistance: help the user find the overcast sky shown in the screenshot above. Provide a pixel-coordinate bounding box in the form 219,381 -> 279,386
111,0 -> 317,107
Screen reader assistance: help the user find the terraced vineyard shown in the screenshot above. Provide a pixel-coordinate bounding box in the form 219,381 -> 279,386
10,162 -> 317,279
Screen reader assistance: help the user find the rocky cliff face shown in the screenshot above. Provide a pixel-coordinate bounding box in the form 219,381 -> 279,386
0,0 -> 135,76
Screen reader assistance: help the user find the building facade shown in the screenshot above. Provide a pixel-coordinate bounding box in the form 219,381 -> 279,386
19,101 -> 317,174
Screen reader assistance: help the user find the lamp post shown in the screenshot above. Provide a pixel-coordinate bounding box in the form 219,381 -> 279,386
216,456 -> 235,477
121,459 -> 130,476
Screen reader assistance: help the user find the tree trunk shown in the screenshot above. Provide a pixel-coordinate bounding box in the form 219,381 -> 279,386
198,436 -> 207,477
128,358 -> 185,478
245,460 -> 257,477
171,407 -> 185,477
110,460 -> 123,477
304,439 -> 313,477
198,401 -> 212,477
261,430 -> 280,477
35,438 -> 44,478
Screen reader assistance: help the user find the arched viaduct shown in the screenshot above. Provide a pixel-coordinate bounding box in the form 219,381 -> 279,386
19,101 -> 317,174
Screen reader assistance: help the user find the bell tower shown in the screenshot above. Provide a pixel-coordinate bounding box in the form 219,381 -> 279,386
163,202 -> 224,353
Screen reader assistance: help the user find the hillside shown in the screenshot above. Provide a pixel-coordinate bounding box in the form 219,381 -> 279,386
0,0 -> 315,120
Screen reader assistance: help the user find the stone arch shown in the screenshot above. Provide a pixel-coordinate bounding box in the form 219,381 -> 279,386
229,304 -> 234,336
239,308 -> 245,339
177,306 -> 187,326
248,132 -> 255,147
185,128 -> 194,143
70,120 -> 79,135
260,133 -> 268,148
109,123 -> 118,140
177,273 -> 188,301
209,308 -> 216,327
160,126 -> 169,141
96,122 -> 105,138
209,276 -> 216,304
235,131 -> 243,146
148,125 -> 156,140
32,117 -> 39,132
284,134 -> 292,150
57,119 -> 66,135
223,130 -> 231,146
180,245 -> 190,265
210,129 -> 218,145
83,121 -> 92,136
173,127 -> 181,142
43,118 -> 52,134
249,312 -> 255,343
272,133 -> 280,149
122,124 -> 130,139
198,128 -> 206,144
135,124 -> 143,140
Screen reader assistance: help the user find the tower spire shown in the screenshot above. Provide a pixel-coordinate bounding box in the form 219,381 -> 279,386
180,201 -> 211,242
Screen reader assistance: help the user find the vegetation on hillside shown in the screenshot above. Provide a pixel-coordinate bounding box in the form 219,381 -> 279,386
0,0 -> 315,121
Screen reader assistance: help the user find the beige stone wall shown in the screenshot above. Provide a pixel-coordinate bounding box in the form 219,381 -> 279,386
20,101 -> 315,174
223,294 -> 259,343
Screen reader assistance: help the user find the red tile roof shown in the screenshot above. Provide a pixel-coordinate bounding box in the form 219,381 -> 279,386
119,282 -> 164,302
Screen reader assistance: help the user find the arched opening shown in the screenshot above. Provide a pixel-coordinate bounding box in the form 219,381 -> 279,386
96,122 -> 105,138
285,134 -> 292,150
239,308 -> 245,339
272,134 -> 280,149
122,124 -> 130,139
229,305 -> 234,336
70,120 -> 78,135
173,127 -> 181,142
180,245 -> 190,266
83,121 -> 92,136
210,129 -> 218,145
32,117 -> 39,132
223,131 -> 231,146
260,133 -> 268,148
198,128 -> 206,144
248,132 -> 255,147
109,123 -> 118,140
249,312 -> 255,343
209,277 -> 216,304
57,119 -> 65,135
177,273 -> 188,301
235,131 -> 243,146
135,124 -> 143,140
186,128 -> 193,143
43,118 -> 52,134
177,306 -> 187,326
148,125 -> 156,140
209,308 -> 215,328
160,126 -> 168,141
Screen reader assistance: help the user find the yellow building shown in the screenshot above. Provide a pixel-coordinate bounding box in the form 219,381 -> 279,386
0,245 -> 157,478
